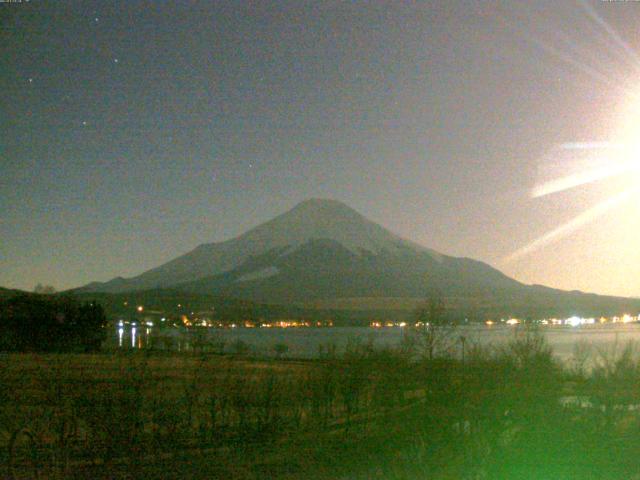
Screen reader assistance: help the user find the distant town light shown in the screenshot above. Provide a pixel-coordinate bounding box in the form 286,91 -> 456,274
565,316 -> 582,327
137,306 -> 143,312
564,316 -> 595,327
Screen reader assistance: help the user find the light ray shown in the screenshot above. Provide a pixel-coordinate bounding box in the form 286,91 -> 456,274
532,161 -> 636,199
561,142 -> 624,150
505,188 -> 638,262
517,27 -> 625,91
492,11 -> 629,92
532,164 -> 630,198
578,0 -> 640,70
501,3 -> 640,264
532,142 -> 640,198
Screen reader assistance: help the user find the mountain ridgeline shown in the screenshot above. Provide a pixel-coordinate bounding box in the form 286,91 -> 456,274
77,199 -> 640,320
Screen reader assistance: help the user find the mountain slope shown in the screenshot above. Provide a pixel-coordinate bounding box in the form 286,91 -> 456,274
79,199 -> 441,293
77,199 -> 640,319
173,240 -> 640,318
177,238 -> 522,302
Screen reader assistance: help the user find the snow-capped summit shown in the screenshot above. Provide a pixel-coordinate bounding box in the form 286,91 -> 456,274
80,198 -> 440,293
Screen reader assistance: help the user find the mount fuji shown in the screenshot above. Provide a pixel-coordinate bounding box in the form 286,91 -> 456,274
78,199 -> 640,319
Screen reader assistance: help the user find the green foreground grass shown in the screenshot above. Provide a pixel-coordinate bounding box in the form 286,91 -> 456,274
3,332 -> 640,479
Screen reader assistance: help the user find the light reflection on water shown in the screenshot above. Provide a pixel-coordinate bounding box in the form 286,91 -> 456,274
111,323 -> 640,363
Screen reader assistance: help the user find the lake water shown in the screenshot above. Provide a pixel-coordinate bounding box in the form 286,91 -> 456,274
113,323 -> 640,364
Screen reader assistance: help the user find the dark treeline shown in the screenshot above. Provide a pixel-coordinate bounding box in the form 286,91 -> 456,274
69,286 -> 640,325
72,288 -> 420,326
0,294 -> 107,352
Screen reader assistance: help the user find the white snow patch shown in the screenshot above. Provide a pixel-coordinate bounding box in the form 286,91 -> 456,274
235,266 -> 279,283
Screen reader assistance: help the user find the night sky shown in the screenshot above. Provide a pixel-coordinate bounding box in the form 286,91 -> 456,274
2,1 -> 640,297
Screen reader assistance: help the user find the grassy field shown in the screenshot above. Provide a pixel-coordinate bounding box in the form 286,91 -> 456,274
0,346 -> 416,479
3,332 -> 640,479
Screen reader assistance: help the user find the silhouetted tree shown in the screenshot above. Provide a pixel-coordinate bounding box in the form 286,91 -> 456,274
0,294 -> 107,352
414,292 -> 456,360
34,283 -> 56,294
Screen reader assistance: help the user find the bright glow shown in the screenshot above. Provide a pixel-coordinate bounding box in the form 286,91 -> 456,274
507,188 -> 636,261
137,306 -> 143,312
506,318 -> 520,326
531,96 -> 640,199
565,316 -> 581,327
564,316 -> 595,327
532,146 -> 631,198
507,82 -> 640,262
